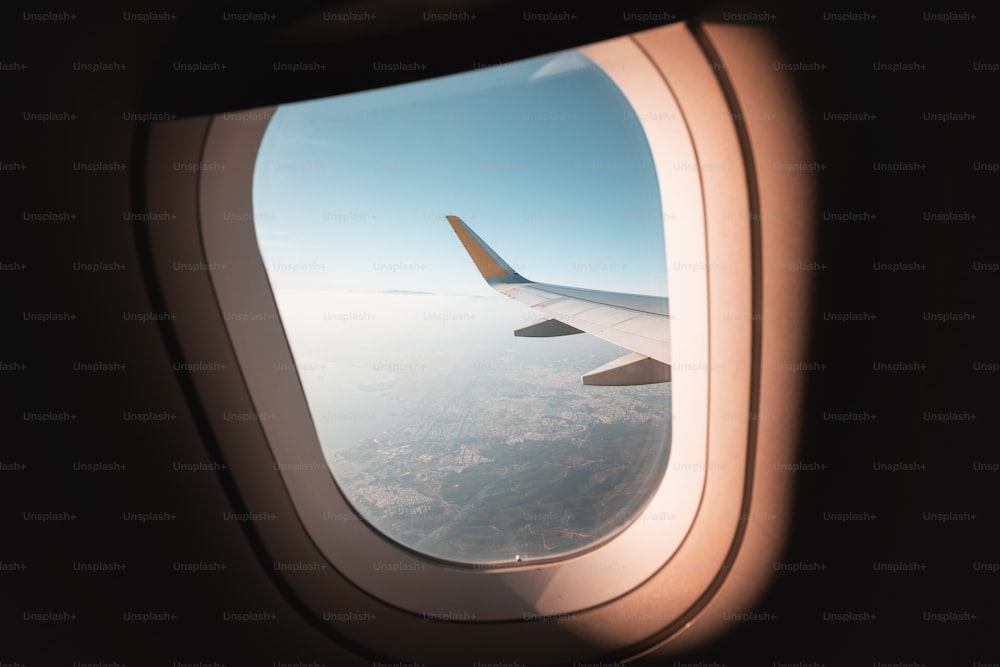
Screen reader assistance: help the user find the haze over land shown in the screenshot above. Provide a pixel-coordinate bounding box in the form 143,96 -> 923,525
325,321 -> 672,562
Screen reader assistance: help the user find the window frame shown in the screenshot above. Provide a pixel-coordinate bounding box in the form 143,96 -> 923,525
138,20 -> 812,663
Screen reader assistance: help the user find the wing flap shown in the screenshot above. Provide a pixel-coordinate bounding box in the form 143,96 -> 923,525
514,319 -> 584,337
582,352 -> 671,386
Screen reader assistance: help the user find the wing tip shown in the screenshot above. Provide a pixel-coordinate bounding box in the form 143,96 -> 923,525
445,215 -> 526,283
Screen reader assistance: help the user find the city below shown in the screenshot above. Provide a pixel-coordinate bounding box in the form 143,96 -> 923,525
330,346 -> 672,563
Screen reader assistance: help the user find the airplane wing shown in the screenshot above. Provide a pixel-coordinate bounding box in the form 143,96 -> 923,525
446,215 -> 671,386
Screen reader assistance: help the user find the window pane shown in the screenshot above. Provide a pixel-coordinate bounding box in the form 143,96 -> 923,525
252,48 -> 671,564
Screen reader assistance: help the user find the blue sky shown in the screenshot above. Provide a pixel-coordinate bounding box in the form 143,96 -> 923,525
252,48 -> 668,298
251,48 -> 671,453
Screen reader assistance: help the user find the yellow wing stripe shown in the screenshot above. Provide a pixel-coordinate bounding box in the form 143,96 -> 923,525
446,215 -> 510,280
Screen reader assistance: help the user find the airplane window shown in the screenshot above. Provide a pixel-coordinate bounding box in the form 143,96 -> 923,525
144,19 -> 810,652
252,49 -> 672,564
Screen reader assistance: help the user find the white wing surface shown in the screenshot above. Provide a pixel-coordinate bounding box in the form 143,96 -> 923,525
446,215 -> 671,386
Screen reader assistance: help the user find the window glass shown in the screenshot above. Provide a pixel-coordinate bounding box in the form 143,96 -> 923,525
252,49 -> 671,564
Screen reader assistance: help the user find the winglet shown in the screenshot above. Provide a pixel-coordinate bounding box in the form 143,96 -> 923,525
446,215 -> 528,284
